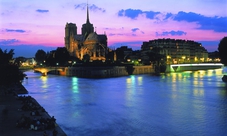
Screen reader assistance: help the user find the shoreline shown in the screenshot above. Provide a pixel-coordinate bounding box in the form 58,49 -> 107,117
0,83 -> 67,136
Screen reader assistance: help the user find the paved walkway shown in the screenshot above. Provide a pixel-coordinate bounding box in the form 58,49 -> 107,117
0,84 -> 67,136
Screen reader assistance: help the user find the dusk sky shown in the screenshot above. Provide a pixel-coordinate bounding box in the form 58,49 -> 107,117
0,0 -> 227,57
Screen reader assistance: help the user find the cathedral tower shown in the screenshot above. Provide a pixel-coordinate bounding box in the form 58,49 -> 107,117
65,23 -> 77,50
64,3 -> 108,61
81,4 -> 94,38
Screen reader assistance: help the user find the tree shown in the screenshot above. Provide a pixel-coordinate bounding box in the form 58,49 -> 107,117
55,47 -> 70,66
35,49 -> 46,65
45,51 -> 56,66
0,48 -> 25,85
14,57 -> 26,66
44,47 -> 71,66
218,37 -> 227,66
0,49 -> 14,64
147,47 -> 166,73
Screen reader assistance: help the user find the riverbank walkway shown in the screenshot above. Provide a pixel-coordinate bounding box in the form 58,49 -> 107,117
0,84 -> 67,136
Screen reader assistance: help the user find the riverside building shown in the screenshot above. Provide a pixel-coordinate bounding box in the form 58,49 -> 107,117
141,38 -> 208,64
64,5 -> 108,61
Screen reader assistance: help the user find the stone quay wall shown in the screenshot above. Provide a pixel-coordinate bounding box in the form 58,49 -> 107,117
61,65 -> 154,78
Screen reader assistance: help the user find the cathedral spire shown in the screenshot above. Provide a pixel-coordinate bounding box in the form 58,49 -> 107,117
86,3 -> 90,24
81,1 -> 94,36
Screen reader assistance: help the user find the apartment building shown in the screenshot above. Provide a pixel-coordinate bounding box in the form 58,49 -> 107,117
141,38 -> 208,64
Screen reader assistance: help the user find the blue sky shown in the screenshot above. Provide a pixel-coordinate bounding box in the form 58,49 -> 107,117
0,0 -> 227,57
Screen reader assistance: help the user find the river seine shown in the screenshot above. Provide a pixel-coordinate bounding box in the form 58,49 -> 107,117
22,68 -> 227,136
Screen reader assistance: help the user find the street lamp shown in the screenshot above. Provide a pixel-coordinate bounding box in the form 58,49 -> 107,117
68,61 -> 72,66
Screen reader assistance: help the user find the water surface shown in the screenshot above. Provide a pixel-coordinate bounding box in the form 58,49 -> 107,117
23,69 -> 227,136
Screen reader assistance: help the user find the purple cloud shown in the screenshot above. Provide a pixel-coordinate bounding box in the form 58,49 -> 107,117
108,33 -> 124,36
0,39 -> 20,45
110,41 -> 142,50
156,30 -> 187,36
5,29 -> 26,33
118,8 -> 227,32
118,9 -> 161,20
75,3 -> 105,12
173,11 -> 227,32
36,9 -> 49,13
131,28 -> 139,32
0,44 -> 56,58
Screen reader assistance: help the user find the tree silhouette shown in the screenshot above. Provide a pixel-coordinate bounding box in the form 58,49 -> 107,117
0,48 -> 25,85
55,47 -> 70,66
35,49 -> 46,65
147,47 -> 166,73
0,49 -> 14,64
218,37 -> 227,66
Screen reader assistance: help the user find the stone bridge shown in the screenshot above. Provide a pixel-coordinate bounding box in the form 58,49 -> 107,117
33,67 -> 65,76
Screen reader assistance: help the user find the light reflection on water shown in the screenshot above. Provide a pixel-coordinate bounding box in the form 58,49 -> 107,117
22,69 -> 227,136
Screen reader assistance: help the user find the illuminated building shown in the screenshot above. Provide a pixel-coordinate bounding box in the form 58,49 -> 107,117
64,5 -> 108,61
141,38 -> 208,64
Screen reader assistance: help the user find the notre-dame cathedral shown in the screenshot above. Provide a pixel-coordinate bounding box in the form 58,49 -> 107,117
64,5 -> 108,61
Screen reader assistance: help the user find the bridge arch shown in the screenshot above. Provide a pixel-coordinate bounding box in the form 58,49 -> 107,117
33,67 -> 65,76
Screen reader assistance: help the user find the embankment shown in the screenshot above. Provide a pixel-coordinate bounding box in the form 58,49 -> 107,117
0,83 -> 67,136
62,65 -> 154,78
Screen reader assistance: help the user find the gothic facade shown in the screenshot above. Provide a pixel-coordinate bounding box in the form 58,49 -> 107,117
64,6 -> 108,61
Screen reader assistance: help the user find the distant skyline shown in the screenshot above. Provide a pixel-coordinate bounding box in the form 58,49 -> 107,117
0,0 -> 227,57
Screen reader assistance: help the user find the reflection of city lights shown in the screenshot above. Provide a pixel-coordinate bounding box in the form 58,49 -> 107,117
126,75 -> 136,105
72,77 -> 79,93
193,89 -> 204,96
131,75 -> 135,83
137,76 -> 143,85
40,76 -> 48,90
171,94 -> 177,99
171,73 -> 177,82
126,77 -> 131,84
198,70 -> 205,73
207,69 -> 215,77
